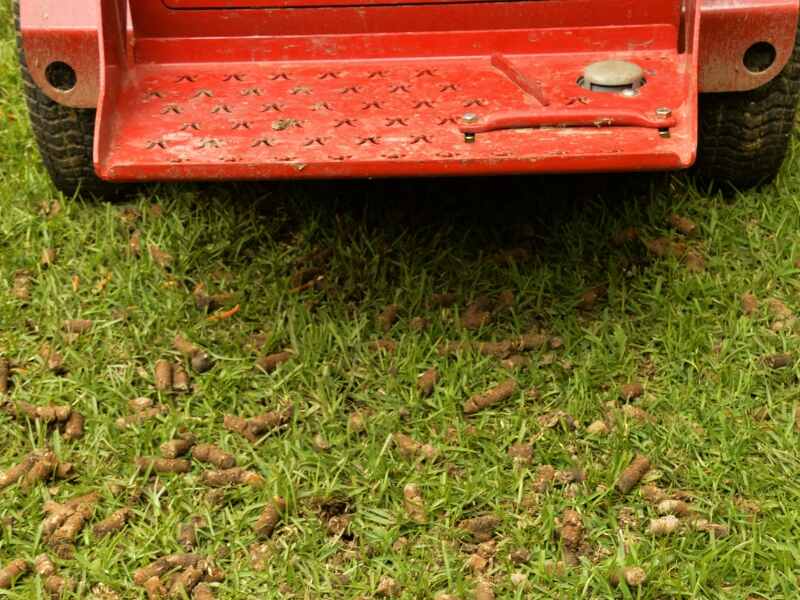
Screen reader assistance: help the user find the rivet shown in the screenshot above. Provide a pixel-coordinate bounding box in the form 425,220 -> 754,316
462,113 -> 479,124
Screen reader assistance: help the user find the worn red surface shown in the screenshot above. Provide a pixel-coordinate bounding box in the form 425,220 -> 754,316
21,0 -> 794,180
96,44 -> 695,180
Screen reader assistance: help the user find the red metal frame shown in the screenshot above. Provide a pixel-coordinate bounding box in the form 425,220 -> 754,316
16,0 -> 799,181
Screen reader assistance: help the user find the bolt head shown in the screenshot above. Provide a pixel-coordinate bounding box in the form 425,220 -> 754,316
462,113 -> 479,124
655,107 -> 672,118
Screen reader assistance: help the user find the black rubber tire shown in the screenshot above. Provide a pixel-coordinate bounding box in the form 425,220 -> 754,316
14,0 -> 114,197
696,27 -> 800,190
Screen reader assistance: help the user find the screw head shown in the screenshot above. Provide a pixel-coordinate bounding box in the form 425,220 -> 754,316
462,112 -> 479,124
655,107 -> 672,118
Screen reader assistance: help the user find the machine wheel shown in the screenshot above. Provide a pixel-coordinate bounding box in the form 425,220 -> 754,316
14,0 -> 114,197
696,25 -> 800,190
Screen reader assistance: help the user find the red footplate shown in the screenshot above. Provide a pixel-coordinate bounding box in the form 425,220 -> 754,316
96,49 -> 696,181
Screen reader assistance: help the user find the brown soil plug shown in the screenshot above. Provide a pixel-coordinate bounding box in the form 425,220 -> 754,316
63,319 -> 92,334
255,351 -> 293,373
0,357 -> 9,395
648,515 -> 680,536
403,484 -> 427,524
0,453 -> 38,490
62,411 -> 85,441
34,554 -> 73,598
12,270 -> 32,301
559,509 -> 584,566
376,576 -> 400,598
393,433 -> 437,461
191,444 -> 236,469
42,504 -> 74,538
22,451 -> 60,491
616,454 -> 651,495
668,214 -> 698,237
610,566 -> 647,587
93,508 -> 133,538
223,406 -> 293,442
16,401 -> 72,423
741,292 -> 758,315
254,496 -> 287,538
173,334 -> 214,372
474,580 -> 495,600
765,353 -> 792,369
619,382 -> 643,401
133,554 -> 202,586
377,304 -> 400,333
200,468 -> 263,487
172,364 -> 190,393
50,504 -> 93,558
160,434 -> 196,459
656,499 -> 691,517
129,397 -> 154,412
192,583 -> 215,599
136,457 -> 191,474
459,515 -> 500,542
460,298 -> 492,330
0,559 -> 29,589
463,379 -> 517,414
154,360 -> 173,392
168,565 -> 203,598
416,368 -> 438,397
143,576 -> 166,599
178,516 -> 205,550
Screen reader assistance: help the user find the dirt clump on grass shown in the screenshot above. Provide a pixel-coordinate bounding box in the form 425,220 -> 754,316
160,433 -> 196,459
741,292 -> 758,315
402,484 -> 427,524
255,351 -> 294,373
15,401 -> 72,423
558,509 -> 585,566
0,558 -> 29,589
459,515 -> 500,542
416,367 -> 439,397
34,553 -> 74,597
93,508 -> 133,538
177,516 -> 205,550
223,406 -> 293,442
63,319 -> 93,334
610,566 -> 647,587
377,304 -> 400,332
393,433 -> 438,461
616,454 -> 651,495
0,453 -> 39,490
200,467 -> 263,487
192,444 -> 236,469
463,379 -> 517,414
0,357 -> 10,395
254,496 -> 287,538
173,335 -> 214,373
136,457 -> 191,475
668,214 -> 698,237
619,382 -> 643,401
764,353 -> 792,369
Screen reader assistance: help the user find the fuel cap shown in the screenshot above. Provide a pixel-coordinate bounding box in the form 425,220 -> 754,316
580,60 -> 645,93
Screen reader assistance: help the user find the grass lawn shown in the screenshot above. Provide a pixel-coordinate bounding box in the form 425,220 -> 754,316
3,5 -> 800,599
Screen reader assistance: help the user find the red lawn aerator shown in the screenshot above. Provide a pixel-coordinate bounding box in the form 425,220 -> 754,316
15,0 -> 800,196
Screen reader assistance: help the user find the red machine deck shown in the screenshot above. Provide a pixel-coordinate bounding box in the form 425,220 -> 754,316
94,4 -> 699,181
